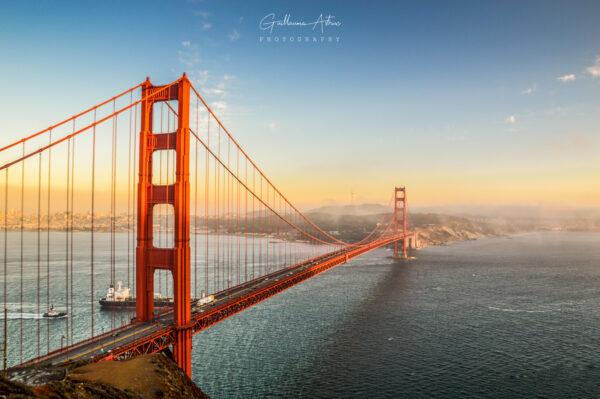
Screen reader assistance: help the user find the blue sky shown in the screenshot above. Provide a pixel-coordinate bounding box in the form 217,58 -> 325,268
1,0 -> 599,207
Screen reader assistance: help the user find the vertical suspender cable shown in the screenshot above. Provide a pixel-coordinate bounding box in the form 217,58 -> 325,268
221,129 -> 225,288
3,169 -> 7,367
132,103 -> 138,299
37,154 -> 41,357
194,98 -> 198,299
46,131 -> 51,352
265,185 -> 268,274
70,133 -> 75,345
172,114 -> 176,292
159,103 -> 163,294
237,151 -> 240,286
259,179 -> 262,277
227,140 -> 230,287
219,128 -> 222,290
283,200 -> 286,267
205,108 -> 209,295
20,143 -> 24,362
127,92 -> 132,290
213,118 -> 217,292
110,100 -> 117,329
252,168 -> 255,279
224,134 -> 227,285
171,102 -> 175,292
277,194 -> 281,270
244,158 -> 248,282
91,110 -> 96,337
65,138 -> 71,348
166,104 -> 171,294
166,104 -> 170,296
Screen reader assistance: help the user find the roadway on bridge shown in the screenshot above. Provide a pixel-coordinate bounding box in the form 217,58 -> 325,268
34,250 -> 346,366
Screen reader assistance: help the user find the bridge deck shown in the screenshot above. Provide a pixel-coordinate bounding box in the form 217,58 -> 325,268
22,234 -> 409,367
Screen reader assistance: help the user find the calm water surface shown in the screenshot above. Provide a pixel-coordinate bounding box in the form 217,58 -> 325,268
191,232 -> 600,398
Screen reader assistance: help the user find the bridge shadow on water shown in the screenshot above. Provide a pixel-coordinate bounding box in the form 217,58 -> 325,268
273,252 -> 417,398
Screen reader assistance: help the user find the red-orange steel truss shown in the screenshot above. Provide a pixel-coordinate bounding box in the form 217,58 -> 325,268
136,74 -> 192,375
97,234 -> 410,364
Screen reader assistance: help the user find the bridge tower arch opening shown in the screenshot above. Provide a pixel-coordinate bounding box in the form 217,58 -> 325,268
136,74 -> 192,375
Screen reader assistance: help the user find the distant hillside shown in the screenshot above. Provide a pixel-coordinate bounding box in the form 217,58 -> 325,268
303,204 -> 600,248
307,203 -> 390,216
304,211 -> 507,246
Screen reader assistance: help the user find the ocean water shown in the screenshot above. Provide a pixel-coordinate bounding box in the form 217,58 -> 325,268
190,232 -> 600,398
0,231 -> 328,365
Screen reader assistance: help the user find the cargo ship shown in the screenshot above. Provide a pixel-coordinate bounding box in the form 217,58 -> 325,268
99,281 -> 200,310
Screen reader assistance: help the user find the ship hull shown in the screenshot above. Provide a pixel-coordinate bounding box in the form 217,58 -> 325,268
42,312 -> 67,318
99,298 -> 198,310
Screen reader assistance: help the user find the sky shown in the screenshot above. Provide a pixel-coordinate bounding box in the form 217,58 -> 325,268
0,0 -> 599,209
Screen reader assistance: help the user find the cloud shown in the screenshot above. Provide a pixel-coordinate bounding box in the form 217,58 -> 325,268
209,101 -> 229,120
521,87 -> 534,95
190,72 -> 238,110
193,9 -> 210,19
202,22 -> 212,30
178,41 -> 201,67
179,41 -> 199,65
548,132 -> 595,152
202,88 -> 225,96
211,101 -> 227,112
585,56 -> 600,78
557,74 -> 576,83
543,105 -> 567,115
506,115 -> 516,124
179,51 -> 200,68
448,134 -> 465,142
228,29 -> 241,41
189,70 -> 209,85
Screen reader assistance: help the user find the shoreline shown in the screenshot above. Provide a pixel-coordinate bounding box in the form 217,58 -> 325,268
416,229 -> 600,250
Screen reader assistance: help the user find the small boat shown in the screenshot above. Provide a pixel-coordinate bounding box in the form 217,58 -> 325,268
99,281 -> 199,310
43,305 -> 67,318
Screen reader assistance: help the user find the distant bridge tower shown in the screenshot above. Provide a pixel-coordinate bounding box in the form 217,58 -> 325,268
393,187 -> 407,259
136,74 -> 192,375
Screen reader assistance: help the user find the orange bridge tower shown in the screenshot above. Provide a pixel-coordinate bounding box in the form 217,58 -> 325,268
393,186 -> 407,259
136,74 -> 192,375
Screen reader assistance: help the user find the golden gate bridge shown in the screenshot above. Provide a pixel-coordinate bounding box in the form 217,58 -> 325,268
0,74 -> 411,376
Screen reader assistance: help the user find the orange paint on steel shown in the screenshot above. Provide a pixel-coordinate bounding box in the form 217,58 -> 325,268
135,74 -> 192,376
403,189 -> 408,257
172,75 -> 192,376
393,187 -> 407,259
136,77 -> 154,323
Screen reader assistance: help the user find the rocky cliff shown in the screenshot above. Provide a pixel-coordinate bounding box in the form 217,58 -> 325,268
1,354 -> 210,399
